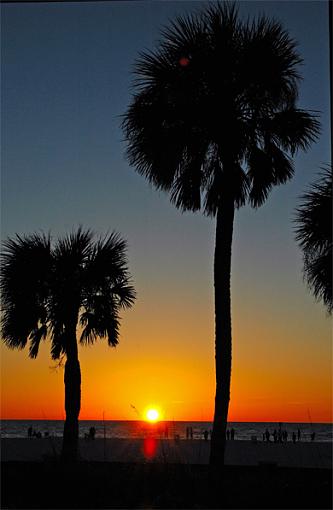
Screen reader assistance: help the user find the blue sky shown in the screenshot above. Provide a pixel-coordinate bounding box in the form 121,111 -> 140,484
1,1 -> 331,421
1,0 -> 330,306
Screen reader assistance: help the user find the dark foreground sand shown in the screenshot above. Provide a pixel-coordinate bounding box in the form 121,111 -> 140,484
2,439 -> 332,508
2,460 -> 332,509
1,437 -> 332,468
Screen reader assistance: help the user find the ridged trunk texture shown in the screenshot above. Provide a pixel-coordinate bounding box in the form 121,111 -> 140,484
209,196 -> 235,466
61,328 -> 81,463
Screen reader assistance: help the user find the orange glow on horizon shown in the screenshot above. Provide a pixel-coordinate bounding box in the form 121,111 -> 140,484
1,295 -> 331,424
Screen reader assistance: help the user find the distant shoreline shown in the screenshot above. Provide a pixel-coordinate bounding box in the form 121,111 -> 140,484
2,419 -> 333,423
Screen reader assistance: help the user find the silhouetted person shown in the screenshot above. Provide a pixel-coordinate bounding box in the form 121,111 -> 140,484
204,430 -> 209,441
278,423 -> 283,442
28,426 -> 33,438
226,429 -> 230,440
89,426 -> 96,440
186,426 -> 189,439
297,429 -> 301,441
230,428 -> 235,440
265,429 -> 270,442
262,433 -> 265,442
283,430 -> 288,442
292,432 -> 296,443
311,432 -> 315,441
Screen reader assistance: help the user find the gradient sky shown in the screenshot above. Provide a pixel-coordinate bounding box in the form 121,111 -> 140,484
1,1 -> 331,423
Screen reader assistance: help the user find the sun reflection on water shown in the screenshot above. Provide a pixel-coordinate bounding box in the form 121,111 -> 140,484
143,437 -> 157,459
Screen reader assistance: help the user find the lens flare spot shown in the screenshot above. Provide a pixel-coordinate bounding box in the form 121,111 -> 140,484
179,57 -> 190,67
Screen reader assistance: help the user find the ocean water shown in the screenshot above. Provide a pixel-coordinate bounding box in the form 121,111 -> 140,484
1,420 -> 332,442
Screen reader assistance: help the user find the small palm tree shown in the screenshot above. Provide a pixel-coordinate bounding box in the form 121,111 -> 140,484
122,3 -> 319,464
1,227 -> 136,461
295,167 -> 332,313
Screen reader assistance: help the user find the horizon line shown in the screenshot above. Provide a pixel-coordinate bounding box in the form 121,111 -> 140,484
1,418 -> 332,424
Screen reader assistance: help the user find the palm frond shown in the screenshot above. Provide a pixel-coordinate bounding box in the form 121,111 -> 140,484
50,325 -> 66,360
295,167 -> 332,313
110,280 -> 136,310
85,231 -> 134,288
53,226 -> 93,267
295,167 -> 332,252
241,15 -> 302,110
1,233 -> 51,350
122,90 -> 185,191
79,295 -> 120,347
170,143 -> 209,212
80,231 -> 135,344
266,143 -> 294,185
1,307 -> 31,350
304,249 -> 332,314
29,323 -> 48,359
266,108 -> 320,155
247,147 -> 274,207
49,228 -> 94,328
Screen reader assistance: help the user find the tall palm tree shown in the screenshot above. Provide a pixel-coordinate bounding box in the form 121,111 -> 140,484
295,167 -> 332,314
122,3 -> 319,465
1,227 -> 136,462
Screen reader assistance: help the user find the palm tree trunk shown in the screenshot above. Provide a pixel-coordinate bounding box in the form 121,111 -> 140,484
61,327 -> 81,462
209,195 -> 235,466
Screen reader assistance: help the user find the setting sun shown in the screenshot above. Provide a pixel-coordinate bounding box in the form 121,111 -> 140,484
146,409 -> 159,422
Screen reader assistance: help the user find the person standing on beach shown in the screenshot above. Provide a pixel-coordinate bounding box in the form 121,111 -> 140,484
278,427 -> 283,443
230,428 -> 235,440
297,429 -> 301,441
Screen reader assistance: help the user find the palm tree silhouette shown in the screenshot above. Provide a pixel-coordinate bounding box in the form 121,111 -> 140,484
122,3 -> 319,465
295,167 -> 332,314
1,227 -> 136,462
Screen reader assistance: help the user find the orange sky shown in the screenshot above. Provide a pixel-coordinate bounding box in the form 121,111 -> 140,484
1,286 -> 332,423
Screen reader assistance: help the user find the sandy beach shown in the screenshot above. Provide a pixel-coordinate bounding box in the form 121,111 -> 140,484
1,437 -> 331,468
2,439 -> 332,508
